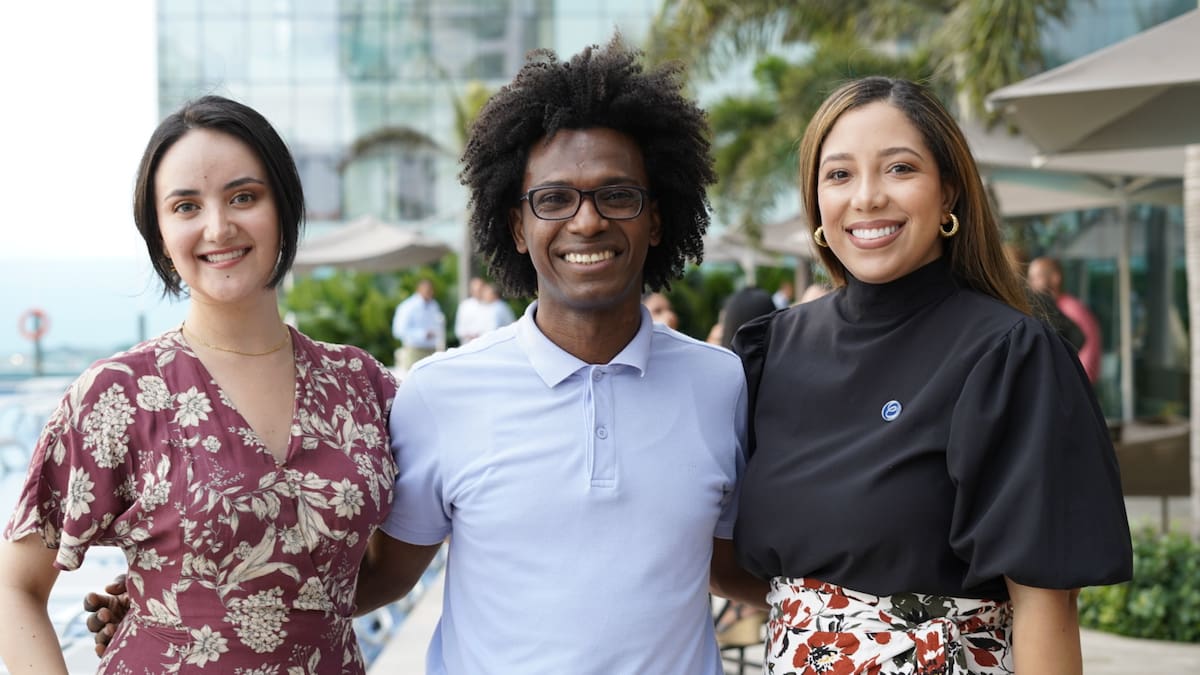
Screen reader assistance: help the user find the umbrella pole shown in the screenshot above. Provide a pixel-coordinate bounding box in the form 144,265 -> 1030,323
1187,142 -> 1200,541
1118,190 -> 1135,424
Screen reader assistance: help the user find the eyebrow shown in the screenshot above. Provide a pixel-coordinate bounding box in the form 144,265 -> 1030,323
819,146 -> 926,168
162,176 -> 267,201
529,176 -> 646,189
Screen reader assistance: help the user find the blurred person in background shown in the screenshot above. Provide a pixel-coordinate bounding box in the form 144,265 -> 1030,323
393,278 -> 445,371
642,291 -> 679,329
478,282 -> 515,333
719,287 -> 776,351
1028,256 -> 1101,382
771,279 -> 794,309
454,276 -> 487,344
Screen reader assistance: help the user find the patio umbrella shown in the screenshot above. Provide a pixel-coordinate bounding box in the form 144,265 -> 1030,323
987,10 -> 1200,154
703,215 -> 815,286
966,122 -> 1186,423
986,7 -> 1200,537
293,215 -> 452,275
964,119 -> 1183,210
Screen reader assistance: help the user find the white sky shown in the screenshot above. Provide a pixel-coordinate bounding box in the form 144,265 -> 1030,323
0,1 -> 157,261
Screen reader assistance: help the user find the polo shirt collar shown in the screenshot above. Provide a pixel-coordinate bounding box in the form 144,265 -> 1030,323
517,301 -> 652,388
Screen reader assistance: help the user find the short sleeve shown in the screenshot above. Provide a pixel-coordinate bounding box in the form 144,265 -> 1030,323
730,313 -> 772,459
4,363 -> 138,570
947,318 -> 1132,590
713,378 -> 748,540
380,373 -> 451,545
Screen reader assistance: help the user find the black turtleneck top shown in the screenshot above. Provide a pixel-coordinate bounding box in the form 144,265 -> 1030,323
731,257 -> 1132,600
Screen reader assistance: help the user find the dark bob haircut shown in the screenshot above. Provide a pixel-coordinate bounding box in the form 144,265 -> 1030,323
459,36 -> 716,297
133,95 -> 305,296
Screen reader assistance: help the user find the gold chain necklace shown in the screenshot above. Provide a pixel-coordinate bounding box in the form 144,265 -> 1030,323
181,322 -> 290,357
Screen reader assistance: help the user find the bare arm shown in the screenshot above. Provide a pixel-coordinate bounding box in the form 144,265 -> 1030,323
355,530 -> 443,616
0,536 -> 68,674
709,538 -> 769,611
1005,577 -> 1082,675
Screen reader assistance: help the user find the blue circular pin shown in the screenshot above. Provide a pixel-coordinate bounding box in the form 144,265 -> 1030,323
881,400 -> 902,422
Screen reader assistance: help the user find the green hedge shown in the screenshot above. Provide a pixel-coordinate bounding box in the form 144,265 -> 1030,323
1078,528 -> 1200,642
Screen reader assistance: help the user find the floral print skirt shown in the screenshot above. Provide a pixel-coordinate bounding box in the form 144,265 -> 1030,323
765,576 -> 1013,675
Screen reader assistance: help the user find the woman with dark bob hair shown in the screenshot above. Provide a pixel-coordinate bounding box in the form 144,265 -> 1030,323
0,96 -> 398,673
731,77 -> 1132,673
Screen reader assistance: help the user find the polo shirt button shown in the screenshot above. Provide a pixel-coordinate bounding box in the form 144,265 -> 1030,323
596,426 -> 608,439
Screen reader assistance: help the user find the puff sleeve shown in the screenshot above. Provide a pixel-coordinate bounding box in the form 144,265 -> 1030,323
730,312 -> 772,459
947,317 -> 1132,591
4,362 -> 139,570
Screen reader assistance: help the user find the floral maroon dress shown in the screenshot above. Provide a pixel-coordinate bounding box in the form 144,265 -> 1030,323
4,327 -> 397,674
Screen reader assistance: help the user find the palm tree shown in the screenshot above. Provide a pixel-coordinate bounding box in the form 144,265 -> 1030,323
649,0 -> 1073,237
652,0 -> 1070,115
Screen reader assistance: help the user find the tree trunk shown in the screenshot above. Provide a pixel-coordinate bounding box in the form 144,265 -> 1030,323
1187,143 -> 1200,540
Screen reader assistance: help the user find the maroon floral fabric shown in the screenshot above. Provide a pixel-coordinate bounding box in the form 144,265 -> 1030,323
765,577 -> 1014,675
4,327 -> 397,674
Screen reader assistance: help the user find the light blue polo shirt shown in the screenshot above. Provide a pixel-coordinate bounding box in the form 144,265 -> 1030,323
382,302 -> 747,675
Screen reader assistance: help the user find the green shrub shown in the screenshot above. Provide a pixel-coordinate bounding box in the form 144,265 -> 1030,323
283,255 -> 463,366
1078,528 -> 1200,642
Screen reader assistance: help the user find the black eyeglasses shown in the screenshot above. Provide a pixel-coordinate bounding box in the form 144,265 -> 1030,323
519,185 -> 649,220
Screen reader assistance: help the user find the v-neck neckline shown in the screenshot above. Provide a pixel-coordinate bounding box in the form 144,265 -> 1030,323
173,326 -> 302,467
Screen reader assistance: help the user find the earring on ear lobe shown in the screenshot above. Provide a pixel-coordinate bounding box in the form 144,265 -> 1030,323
940,213 -> 959,238
812,226 -> 829,248
165,258 -> 176,274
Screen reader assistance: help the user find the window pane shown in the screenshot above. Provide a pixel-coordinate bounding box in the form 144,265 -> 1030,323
201,19 -> 250,82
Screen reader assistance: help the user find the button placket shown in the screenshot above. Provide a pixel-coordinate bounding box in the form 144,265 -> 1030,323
589,366 -> 616,487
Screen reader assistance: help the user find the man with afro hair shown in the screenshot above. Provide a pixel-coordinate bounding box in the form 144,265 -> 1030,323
359,36 -> 763,674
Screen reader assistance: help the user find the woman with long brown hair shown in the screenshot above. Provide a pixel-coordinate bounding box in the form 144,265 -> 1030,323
731,77 -> 1132,674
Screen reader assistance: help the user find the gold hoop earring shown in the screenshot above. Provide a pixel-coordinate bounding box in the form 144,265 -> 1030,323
940,213 -> 959,238
165,258 -> 176,274
812,226 -> 829,248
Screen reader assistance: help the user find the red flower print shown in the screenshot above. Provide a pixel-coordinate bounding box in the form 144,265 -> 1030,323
826,592 -> 850,610
912,629 -> 948,674
780,598 -> 805,624
792,632 -> 861,675
969,646 -> 999,667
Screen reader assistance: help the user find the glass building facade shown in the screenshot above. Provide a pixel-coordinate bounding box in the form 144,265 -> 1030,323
157,0 -> 659,239
1042,0 -> 1195,66
156,0 -> 1191,417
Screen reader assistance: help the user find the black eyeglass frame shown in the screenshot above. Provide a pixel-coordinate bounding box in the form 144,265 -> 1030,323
517,185 -> 651,221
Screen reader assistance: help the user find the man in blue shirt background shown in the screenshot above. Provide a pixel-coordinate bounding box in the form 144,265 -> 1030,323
392,278 -> 445,372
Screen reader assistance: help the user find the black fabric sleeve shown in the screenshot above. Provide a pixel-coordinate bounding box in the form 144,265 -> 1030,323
946,317 -> 1132,591
730,313 -> 772,460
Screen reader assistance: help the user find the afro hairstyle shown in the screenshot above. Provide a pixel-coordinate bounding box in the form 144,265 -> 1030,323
459,35 -> 715,297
